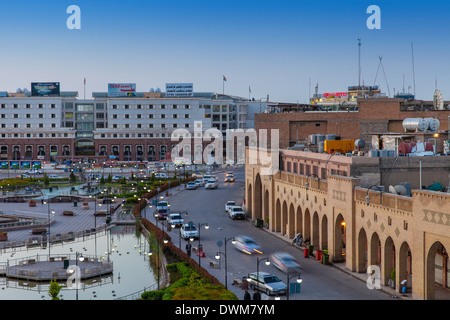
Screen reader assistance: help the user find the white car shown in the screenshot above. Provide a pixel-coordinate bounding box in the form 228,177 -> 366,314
225,201 -> 236,212
156,201 -> 169,210
167,213 -> 184,228
155,173 -> 169,179
26,169 -> 43,175
194,179 -> 204,187
233,236 -> 262,255
180,223 -> 199,240
205,179 -> 218,189
48,174 -> 61,179
228,206 -> 246,220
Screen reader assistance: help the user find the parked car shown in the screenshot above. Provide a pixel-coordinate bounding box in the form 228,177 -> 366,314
186,181 -> 197,190
17,174 -> 31,179
194,179 -> 204,187
156,208 -> 169,220
156,201 -> 169,210
270,251 -> 301,274
224,173 -> 235,182
25,169 -> 43,175
112,175 -> 125,181
155,173 -> 169,179
228,206 -> 246,220
233,236 -> 262,254
180,223 -> 199,240
205,179 -> 218,189
245,272 -> 287,296
225,200 -> 236,212
167,212 -> 184,228
48,174 -> 61,179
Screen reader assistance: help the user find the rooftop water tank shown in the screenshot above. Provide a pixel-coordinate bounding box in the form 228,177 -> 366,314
402,118 -> 428,132
425,118 -> 440,132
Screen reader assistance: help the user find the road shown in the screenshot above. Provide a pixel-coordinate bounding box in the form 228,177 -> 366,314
151,167 -> 395,300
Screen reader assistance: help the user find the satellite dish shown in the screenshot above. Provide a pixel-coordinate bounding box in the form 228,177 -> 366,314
389,185 -> 398,194
389,185 -> 407,195
433,89 -> 444,110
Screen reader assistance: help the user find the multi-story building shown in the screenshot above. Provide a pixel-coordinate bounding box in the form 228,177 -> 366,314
0,83 -> 270,165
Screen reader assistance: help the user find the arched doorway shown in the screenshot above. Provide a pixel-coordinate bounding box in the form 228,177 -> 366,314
304,208 -> 311,242
384,237 -> 395,287
247,183 -> 252,219
312,212 -> 320,250
369,232 -> 381,267
75,139 -> 95,157
426,241 -> 449,300
295,206 -> 303,237
281,201 -> 288,236
399,241 -> 412,294
288,203 -> 295,239
321,215 -> 328,251
334,214 -> 346,262
274,199 -> 281,232
357,228 -> 368,273
263,189 -> 269,225
254,174 -> 262,220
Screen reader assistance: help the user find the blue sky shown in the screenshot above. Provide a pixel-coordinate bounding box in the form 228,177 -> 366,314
0,0 -> 449,103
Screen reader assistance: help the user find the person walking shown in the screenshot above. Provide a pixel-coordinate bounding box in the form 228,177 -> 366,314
243,290 -> 251,300
252,289 -> 261,300
185,241 -> 192,257
41,195 -> 44,205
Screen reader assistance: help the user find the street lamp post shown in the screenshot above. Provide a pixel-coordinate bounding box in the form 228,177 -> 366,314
256,257 -> 270,293
215,237 -> 235,289
67,252 -> 84,300
286,273 -> 302,300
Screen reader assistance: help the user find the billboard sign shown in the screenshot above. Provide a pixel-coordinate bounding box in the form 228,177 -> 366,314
31,82 -> 60,96
165,83 -> 193,97
108,83 -> 136,97
323,92 -> 347,98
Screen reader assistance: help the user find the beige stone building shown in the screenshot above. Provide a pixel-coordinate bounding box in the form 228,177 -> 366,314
245,147 -> 450,300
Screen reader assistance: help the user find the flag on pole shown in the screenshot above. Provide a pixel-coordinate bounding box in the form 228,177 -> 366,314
249,86 -> 252,93
223,75 -> 227,82
84,77 -> 86,85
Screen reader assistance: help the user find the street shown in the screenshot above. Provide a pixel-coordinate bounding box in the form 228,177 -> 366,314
152,167 -> 395,300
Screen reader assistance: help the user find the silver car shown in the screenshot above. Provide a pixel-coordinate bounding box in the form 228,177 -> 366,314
246,272 -> 287,296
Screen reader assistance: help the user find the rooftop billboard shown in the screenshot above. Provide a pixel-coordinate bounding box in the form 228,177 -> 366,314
108,83 -> 136,97
31,82 -> 60,97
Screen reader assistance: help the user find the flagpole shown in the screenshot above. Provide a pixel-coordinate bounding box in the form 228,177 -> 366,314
83,78 -> 86,100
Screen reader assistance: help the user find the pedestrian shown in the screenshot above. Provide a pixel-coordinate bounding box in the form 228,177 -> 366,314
243,290 -> 251,300
186,241 -> 192,257
252,289 -> 261,300
41,195 -> 44,205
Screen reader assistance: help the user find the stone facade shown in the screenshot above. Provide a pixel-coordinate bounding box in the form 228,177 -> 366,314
245,147 -> 450,300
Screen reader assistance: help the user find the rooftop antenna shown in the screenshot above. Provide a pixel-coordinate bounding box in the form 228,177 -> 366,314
411,42 -> 416,96
358,38 -> 361,88
373,56 -> 391,97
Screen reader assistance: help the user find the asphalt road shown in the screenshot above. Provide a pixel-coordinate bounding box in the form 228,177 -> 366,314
157,168 -> 395,300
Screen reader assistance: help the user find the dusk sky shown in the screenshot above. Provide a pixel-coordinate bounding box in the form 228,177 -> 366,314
0,0 -> 449,103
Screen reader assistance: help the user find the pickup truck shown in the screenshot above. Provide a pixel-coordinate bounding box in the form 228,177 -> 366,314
228,206 -> 246,220
167,212 -> 184,228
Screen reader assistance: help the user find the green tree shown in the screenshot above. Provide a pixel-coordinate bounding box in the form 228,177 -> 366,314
48,279 -> 62,300
43,173 -> 50,186
69,171 -> 77,183
107,173 -> 112,183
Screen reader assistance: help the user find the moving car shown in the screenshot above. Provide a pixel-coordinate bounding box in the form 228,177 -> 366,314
233,236 -> 262,254
245,272 -> 287,296
180,223 -> 199,240
48,174 -> 61,179
269,251 -> 301,274
195,179 -> 204,187
224,173 -> 235,182
167,212 -> 184,228
186,181 -> 197,190
228,206 -> 246,220
225,201 -> 236,212
205,179 -> 218,189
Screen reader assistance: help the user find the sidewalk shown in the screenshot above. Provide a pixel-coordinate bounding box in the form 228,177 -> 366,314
259,227 -> 414,300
